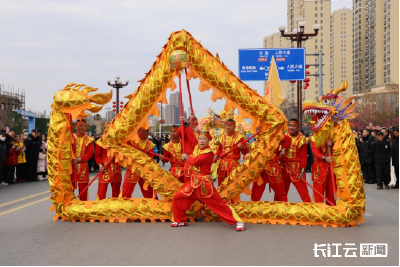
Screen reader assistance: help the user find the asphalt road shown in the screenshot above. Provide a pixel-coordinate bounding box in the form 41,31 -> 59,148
0,163 -> 398,266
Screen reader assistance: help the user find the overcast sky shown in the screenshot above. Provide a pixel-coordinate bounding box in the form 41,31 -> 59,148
0,0 -> 351,120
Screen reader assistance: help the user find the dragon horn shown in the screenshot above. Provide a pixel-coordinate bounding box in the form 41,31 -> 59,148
332,79 -> 348,95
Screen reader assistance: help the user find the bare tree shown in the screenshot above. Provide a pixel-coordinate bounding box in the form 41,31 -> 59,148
279,99 -> 297,120
0,109 -> 17,130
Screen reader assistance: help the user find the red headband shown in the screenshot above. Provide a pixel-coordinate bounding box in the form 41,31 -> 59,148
226,120 -> 236,126
199,132 -> 212,140
170,126 -> 179,131
76,120 -> 87,125
288,121 -> 299,126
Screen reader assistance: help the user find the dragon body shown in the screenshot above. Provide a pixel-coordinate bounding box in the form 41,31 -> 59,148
47,31 -> 364,226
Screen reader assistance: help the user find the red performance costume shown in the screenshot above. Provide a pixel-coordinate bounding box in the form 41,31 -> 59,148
310,139 -> 335,205
162,138 -> 185,183
94,144 -> 122,200
282,132 -> 311,202
178,123 -> 199,182
251,134 -> 291,202
121,138 -> 157,199
172,142 -> 243,227
71,134 -> 94,201
215,121 -> 249,187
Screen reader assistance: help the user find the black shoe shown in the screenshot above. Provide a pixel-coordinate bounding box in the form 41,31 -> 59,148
377,185 -> 383,190
392,186 -> 399,189
368,180 -> 376,184
384,184 -> 390,189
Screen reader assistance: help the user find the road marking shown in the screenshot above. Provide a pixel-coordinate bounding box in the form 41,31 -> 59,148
0,191 -> 50,208
365,212 -> 374,217
0,197 -> 49,217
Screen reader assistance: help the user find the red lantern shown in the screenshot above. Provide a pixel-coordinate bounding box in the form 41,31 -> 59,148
306,65 -> 310,69
112,101 -> 116,104
112,105 -> 116,108
112,109 -> 116,112
304,78 -> 310,82
120,105 -> 123,108
303,86 -> 308,89
120,101 -> 124,104
290,80 -> 296,84
306,71 -> 310,75
305,82 -> 310,87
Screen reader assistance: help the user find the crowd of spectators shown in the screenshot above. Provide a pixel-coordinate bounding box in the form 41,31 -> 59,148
0,128 -> 48,186
354,123 -> 399,189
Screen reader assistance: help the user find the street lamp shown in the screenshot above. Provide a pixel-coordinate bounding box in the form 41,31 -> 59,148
107,76 -> 129,113
279,20 -> 320,127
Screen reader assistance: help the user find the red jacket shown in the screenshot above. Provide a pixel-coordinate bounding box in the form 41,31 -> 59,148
216,132 -> 249,159
94,145 -> 122,183
6,148 -> 21,166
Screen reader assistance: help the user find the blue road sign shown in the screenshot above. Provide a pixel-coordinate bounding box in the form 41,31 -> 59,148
238,48 -> 306,81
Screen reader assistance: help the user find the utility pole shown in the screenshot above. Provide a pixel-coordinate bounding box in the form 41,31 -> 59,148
107,76 -> 129,114
279,18 -> 320,127
306,50 -> 324,97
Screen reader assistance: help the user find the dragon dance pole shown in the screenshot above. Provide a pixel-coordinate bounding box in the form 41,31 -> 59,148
278,160 -> 335,206
327,144 -> 337,199
76,157 -> 115,199
134,146 -> 182,165
184,68 -> 194,115
178,72 -> 185,153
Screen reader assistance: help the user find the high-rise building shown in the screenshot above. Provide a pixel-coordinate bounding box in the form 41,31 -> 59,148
352,0 -> 367,94
330,8 -> 353,98
286,0 -> 332,101
355,0 -> 399,111
384,0 -> 399,85
165,91 -> 184,124
365,0 -> 384,91
353,0 -> 398,93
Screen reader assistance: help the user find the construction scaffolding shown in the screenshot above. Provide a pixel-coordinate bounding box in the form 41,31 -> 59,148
0,83 -> 26,111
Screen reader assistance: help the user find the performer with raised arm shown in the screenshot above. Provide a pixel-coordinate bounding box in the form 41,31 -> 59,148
171,131 -> 245,231
281,119 -> 311,202
251,126 -> 292,202
159,125 -> 185,183
71,119 -> 94,201
95,122 -> 122,200
214,119 -> 249,187
121,127 -> 157,199
178,114 -> 200,182
309,138 -> 335,205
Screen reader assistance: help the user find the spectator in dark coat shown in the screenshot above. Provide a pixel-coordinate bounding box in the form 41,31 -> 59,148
371,130 -> 378,141
359,129 -> 375,184
391,128 -> 399,189
381,128 -> 390,142
371,132 -> 391,189
25,129 -> 43,182
0,131 -> 8,186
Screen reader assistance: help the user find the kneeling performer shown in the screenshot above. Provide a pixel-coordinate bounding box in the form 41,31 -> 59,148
171,131 -> 244,231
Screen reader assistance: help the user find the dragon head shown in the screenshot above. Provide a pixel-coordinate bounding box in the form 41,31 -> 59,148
53,83 -> 112,121
302,80 -> 358,133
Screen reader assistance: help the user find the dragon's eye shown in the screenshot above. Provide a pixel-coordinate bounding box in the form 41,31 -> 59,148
323,99 -> 330,104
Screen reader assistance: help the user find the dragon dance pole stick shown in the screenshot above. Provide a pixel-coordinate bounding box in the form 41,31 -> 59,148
277,160 -> 335,206
184,68 -> 194,115
215,130 -> 262,161
178,72 -> 185,153
76,157 -> 115,199
133,146 -> 182,165
327,144 -> 337,199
